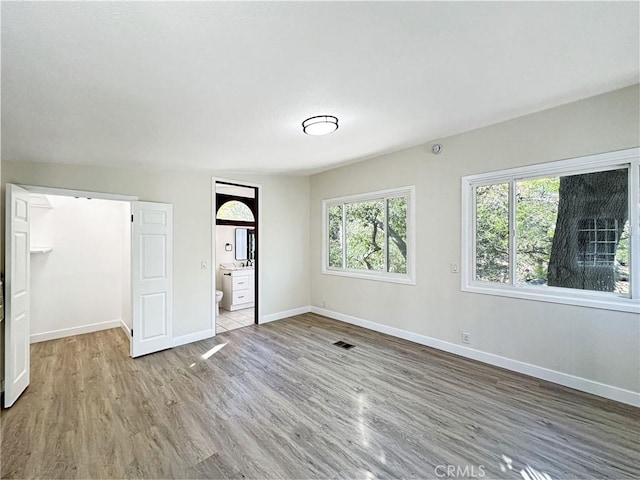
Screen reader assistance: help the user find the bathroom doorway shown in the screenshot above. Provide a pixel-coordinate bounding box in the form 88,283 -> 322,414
212,179 -> 260,334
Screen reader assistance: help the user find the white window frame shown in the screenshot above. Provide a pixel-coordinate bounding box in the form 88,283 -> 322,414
322,186 -> 416,285
462,147 -> 640,313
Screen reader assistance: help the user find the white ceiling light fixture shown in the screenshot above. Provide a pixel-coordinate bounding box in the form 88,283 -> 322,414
302,115 -> 338,136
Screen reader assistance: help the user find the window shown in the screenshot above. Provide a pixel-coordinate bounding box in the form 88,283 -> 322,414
463,148 -> 639,313
323,186 -> 415,284
216,200 -> 254,222
577,218 -> 620,266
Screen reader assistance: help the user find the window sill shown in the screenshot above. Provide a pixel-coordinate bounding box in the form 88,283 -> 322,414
322,268 -> 415,286
462,282 -> 639,314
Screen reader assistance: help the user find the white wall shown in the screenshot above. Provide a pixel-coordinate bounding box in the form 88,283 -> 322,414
0,166 -> 311,341
215,225 -> 239,268
215,224 -> 252,271
30,196 -> 129,341
310,85 -> 640,400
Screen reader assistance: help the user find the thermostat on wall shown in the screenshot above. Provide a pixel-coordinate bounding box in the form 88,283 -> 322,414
431,144 -> 443,154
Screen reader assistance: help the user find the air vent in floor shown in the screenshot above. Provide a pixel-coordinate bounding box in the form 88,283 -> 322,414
333,341 -> 355,350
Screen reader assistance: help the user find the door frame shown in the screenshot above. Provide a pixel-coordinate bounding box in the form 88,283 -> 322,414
211,177 -> 262,330
16,185 -> 138,203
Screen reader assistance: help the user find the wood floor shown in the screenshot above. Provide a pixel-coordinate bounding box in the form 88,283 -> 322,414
2,313 -> 638,479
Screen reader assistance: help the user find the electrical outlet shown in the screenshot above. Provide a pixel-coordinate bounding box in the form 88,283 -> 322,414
451,263 -> 459,273
462,332 -> 470,344
322,300 -> 327,308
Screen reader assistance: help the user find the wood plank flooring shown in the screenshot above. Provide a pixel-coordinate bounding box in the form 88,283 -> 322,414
1,313 -> 638,479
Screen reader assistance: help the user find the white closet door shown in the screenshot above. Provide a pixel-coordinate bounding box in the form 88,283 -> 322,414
4,184 -> 31,407
131,201 -> 173,357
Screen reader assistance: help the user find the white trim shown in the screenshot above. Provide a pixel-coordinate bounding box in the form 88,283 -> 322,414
630,160 -> 640,300
462,147 -> 639,184
322,185 -> 416,285
462,147 -> 640,312
212,177 -> 262,334
462,178 -> 474,293
120,320 -> 131,337
172,329 -> 215,348
323,186 -> 415,205
462,283 -> 639,313
310,306 -> 639,407
260,306 -> 311,324
321,268 -> 416,285
19,185 -> 138,202
508,181 -> 517,286
30,319 -> 123,344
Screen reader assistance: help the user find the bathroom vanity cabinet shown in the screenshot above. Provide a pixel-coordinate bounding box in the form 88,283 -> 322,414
220,268 -> 255,311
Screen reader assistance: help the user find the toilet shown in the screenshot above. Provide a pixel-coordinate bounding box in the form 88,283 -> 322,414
215,290 -> 224,315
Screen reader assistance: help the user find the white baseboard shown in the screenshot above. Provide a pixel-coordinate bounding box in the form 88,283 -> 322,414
120,319 -> 131,337
30,319 -> 123,344
260,306 -> 311,324
310,306 -> 640,407
172,329 -> 215,348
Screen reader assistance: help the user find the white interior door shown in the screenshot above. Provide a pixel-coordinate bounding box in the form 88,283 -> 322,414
4,184 -> 31,407
131,201 -> 173,357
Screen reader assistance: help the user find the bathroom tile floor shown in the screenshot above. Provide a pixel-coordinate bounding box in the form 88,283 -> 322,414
216,307 -> 255,334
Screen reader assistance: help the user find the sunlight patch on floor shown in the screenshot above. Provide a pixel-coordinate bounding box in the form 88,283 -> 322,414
202,343 -> 227,360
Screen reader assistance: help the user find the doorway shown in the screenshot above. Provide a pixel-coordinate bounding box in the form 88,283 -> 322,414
28,193 -> 132,344
4,184 -> 174,407
213,179 -> 260,333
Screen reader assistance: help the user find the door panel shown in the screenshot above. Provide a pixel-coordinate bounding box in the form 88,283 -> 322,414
141,292 -> 167,338
141,234 -> 166,279
4,184 -> 31,407
131,201 -> 173,357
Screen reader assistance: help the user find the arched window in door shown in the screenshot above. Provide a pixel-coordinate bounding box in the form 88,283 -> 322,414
216,200 -> 255,222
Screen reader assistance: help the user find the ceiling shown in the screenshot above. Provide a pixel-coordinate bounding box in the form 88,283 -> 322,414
2,2 -> 638,175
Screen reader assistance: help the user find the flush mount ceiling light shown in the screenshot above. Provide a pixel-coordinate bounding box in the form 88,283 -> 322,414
302,115 -> 338,136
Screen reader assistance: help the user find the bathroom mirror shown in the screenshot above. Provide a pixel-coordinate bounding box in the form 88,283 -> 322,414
235,228 -> 248,260
235,228 -> 255,262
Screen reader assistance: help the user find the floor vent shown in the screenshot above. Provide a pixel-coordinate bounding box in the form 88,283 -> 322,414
333,341 -> 355,350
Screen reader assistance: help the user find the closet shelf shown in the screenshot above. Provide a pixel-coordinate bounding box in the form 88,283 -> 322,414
30,247 -> 53,254
30,194 -> 53,209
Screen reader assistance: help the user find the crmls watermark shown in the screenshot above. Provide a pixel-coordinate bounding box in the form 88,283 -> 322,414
435,464 -> 486,478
